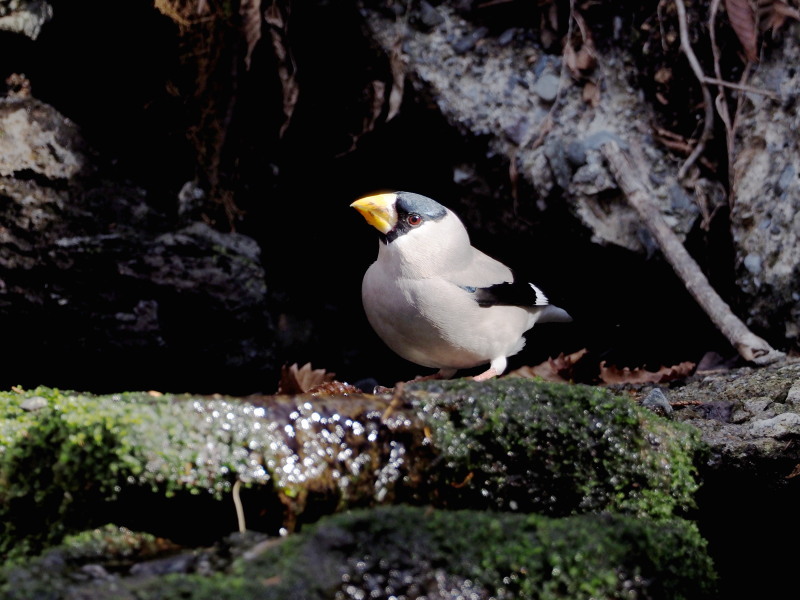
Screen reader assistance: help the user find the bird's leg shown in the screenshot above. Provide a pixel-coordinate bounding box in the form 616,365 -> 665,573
473,357 -> 506,382
472,367 -> 498,382
413,367 -> 457,381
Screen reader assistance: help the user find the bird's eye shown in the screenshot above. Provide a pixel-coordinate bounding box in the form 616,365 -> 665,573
407,213 -> 422,227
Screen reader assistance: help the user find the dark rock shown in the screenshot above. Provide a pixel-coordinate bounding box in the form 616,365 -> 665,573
452,25 -> 488,54
641,387 -> 673,416
0,96 -> 277,393
0,507 -> 717,599
412,1 -> 444,31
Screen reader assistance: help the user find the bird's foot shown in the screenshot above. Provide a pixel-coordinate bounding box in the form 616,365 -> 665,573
472,367 -> 498,382
413,367 -> 457,381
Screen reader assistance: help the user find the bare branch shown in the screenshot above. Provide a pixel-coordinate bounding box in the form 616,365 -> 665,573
674,0 -> 715,179
601,140 -> 785,365
709,0 -> 736,193
701,75 -> 775,98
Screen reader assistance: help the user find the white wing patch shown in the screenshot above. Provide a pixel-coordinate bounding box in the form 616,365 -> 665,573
529,283 -> 549,306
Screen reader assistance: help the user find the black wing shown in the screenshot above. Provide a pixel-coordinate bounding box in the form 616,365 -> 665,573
471,272 -> 549,308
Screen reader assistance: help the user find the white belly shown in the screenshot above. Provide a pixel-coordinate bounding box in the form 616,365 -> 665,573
361,263 -> 537,370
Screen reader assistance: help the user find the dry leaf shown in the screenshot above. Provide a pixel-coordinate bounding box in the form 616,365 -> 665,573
582,80 -> 600,107
564,10 -> 597,78
278,362 -> 335,394
725,0 -> 759,62
508,348 -> 589,382
387,38 -> 406,122
760,0 -> 800,32
599,360 -> 695,385
366,80 -> 386,132
307,381 -> 363,396
785,463 -> 800,479
266,0 -> 298,137
654,67 -> 672,84
240,0 -> 262,71
574,46 -> 596,72
563,42 -> 580,76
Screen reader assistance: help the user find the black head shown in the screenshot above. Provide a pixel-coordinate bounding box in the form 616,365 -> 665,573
386,192 -> 449,243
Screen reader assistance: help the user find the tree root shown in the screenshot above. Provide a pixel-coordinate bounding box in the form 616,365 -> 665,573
600,140 -> 786,366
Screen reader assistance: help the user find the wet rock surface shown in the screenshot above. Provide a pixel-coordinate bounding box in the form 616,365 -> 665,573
0,507 -> 716,600
0,379 -> 717,598
0,379 -> 701,553
2,361 -> 800,597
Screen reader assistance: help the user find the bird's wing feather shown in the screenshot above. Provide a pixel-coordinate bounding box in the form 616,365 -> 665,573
444,247 -> 513,288
442,247 -> 548,309
473,278 -> 548,308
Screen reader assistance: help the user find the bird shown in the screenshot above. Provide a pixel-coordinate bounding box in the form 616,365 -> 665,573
350,191 -> 572,381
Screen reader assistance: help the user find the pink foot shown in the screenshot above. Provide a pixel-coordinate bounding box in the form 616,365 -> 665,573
473,368 -> 498,382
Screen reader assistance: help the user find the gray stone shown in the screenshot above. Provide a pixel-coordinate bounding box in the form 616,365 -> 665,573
0,0 -> 52,39
532,72 -> 561,103
749,411 -> 800,438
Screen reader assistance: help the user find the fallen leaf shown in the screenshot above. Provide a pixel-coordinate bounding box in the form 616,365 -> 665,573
366,80 -> 386,132
785,464 -> 800,479
307,381 -> 363,397
266,0 -> 298,137
760,0 -> 800,32
564,10 -> 597,78
507,348 -> 589,382
582,80 -> 600,107
654,67 -> 672,84
725,0 -> 759,62
240,0 -> 262,71
278,362 -> 335,394
599,360 -> 695,385
387,37 -> 406,121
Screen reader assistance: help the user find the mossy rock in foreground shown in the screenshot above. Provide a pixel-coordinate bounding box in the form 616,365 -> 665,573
0,505 -> 717,600
0,380 -> 705,559
405,378 -> 704,518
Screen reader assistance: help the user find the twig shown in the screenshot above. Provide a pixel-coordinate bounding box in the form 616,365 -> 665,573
381,380 -> 405,421
709,0 -> 736,194
600,140 -> 786,365
233,479 -> 247,533
674,0 -> 715,179
702,76 -> 775,98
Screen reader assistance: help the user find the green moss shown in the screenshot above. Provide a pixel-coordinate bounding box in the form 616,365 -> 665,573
271,506 -> 716,599
0,381 -> 706,562
0,524 -> 183,600
0,387 -> 283,557
0,387 -> 401,558
407,378 -> 704,518
0,506 -> 717,599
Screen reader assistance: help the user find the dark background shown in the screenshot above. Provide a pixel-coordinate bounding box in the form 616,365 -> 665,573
0,0 -> 737,394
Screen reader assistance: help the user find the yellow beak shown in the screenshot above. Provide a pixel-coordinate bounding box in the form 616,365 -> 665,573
350,193 -> 398,235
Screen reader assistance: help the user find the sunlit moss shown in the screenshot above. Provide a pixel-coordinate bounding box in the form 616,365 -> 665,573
407,378 -> 704,518
0,380 -> 706,562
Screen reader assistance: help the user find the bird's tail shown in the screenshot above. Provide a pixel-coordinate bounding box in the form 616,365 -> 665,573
537,305 -> 573,323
